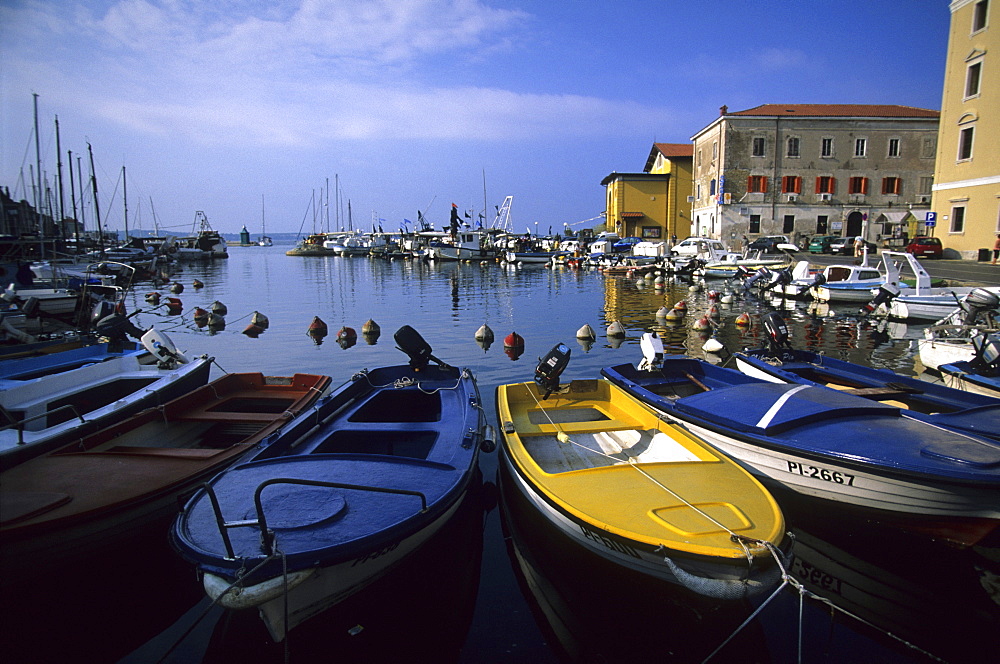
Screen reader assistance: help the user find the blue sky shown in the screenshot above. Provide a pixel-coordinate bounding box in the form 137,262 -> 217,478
1,0 -> 950,237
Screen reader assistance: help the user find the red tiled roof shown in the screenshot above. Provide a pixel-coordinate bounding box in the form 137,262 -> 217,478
729,104 -> 939,118
653,142 -> 693,157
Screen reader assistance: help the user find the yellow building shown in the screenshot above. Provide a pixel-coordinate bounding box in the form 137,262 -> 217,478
933,0 -> 999,258
601,143 -> 692,243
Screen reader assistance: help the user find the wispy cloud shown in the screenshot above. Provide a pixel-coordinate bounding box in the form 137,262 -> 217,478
5,0 -> 679,148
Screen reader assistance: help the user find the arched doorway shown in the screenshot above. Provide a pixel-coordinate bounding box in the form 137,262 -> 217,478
846,211 -> 864,237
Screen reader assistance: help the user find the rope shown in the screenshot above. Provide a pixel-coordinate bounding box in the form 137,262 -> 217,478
523,384 -> 764,553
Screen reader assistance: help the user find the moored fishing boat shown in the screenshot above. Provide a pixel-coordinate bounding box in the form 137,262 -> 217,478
0,321 -> 212,470
0,372 -> 331,572
170,326 -> 493,640
602,333 -> 1000,547
939,333 -> 1000,399
734,313 -> 1000,441
496,343 -> 786,597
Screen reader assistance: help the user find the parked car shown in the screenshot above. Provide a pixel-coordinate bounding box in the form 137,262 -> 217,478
612,236 -> 642,252
671,237 -> 726,256
905,236 -> 943,259
829,236 -> 876,256
747,235 -> 793,254
807,235 -> 838,254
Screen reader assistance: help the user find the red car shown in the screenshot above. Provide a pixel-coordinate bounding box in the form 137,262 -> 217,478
906,236 -> 943,259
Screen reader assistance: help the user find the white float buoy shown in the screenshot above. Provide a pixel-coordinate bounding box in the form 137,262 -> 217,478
475,323 -> 494,343
576,324 -> 597,340
702,337 -> 724,353
607,321 -> 626,338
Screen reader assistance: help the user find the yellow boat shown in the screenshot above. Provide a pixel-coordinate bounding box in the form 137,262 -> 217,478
496,376 -> 786,598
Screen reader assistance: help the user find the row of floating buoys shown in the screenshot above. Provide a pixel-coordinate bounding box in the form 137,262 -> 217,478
307,317 -> 382,347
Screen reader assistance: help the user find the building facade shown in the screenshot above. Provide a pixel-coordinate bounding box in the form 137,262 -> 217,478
601,143 -> 692,243
690,104 -> 939,250
933,0 -> 999,258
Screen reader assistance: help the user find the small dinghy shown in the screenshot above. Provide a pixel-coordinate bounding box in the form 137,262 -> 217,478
602,333 -> 1000,547
0,372 -> 331,572
495,342 -> 785,598
734,313 -> 1000,441
171,326 -> 493,640
939,333 -> 1000,399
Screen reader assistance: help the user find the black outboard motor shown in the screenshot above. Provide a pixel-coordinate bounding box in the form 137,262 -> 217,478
394,325 -> 447,370
761,312 -> 793,357
860,282 -> 901,316
94,312 -> 146,353
534,342 -> 571,399
744,266 -> 772,290
809,272 -> 827,288
961,288 -> 1000,326
972,332 -> 1000,373
763,268 -> 792,293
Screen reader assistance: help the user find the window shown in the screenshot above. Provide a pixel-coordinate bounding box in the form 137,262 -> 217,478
958,126 -> 975,161
817,215 -> 828,234
782,176 -> 802,194
918,176 -> 933,195
888,138 -> 900,158
848,176 -> 869,195
712,141 -> 718,161
752,137 -> 766,157
882,177 -> 902,195
696,183 -> 702,199
854,138 -> 867,157
951,206 -> 965,233
973,0 -> 988,32
783,215 -> 795,234
821,138 -> 834,157
710,179 -> 716,196
749,214 -> 761,234
921,136 -> 936,159
966,61 -> 982,98
787,137 -> 800,157
747,175 -> 768,193
815,176 -> 836,194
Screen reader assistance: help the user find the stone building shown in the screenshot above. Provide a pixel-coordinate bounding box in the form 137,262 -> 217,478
932,0 -> 999,259
690,104 -> 939,250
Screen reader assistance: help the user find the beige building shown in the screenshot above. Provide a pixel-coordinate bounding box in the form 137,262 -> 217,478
690,104 -> 939,250
933,0 -> 999,258
601,143 -> 692,243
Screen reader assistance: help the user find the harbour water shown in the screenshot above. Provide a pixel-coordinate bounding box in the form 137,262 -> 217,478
5,243 -> 999,663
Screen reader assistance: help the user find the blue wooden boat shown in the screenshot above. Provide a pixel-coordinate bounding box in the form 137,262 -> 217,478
0,323 -> 211,470
170,326 -> 494,640
733,313 -> 1000,441
601,333 -> 1000,547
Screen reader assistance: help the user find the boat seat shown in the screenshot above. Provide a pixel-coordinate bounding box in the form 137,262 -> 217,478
175,392 -> 293,423
96,445 -> 226,459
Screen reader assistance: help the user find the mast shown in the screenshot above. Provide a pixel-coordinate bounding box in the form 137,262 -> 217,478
33,94 -> 42,226
55,116 -> 65,225
149,197 -> 160,236
122,165 -> 128,239
68,149 -> 78,247
76,155 -> 86,235
87,142 -> 103,250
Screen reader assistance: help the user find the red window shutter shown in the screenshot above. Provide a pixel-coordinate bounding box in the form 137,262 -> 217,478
815,176 -> 821,193
830,177 -> 836,194
794,177 -> 802,194
862,177 -> 869,195
895,178 -> 902,195
881,178 -> 889,194
747,175 -> 753,192
762,177 -> 768,193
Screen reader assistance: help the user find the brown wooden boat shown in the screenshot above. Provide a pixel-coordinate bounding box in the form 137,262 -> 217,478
0,372 -> 331,574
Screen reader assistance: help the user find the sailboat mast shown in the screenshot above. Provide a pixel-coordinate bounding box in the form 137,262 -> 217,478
122,165 -> 128,239
76,155 -> 86,235
55,116 -> 65,224
33,94 -> 43,224
87,142 -> 102,248
68,149 -> 78,245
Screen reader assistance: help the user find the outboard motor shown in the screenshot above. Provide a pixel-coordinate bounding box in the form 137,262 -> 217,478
638,332 -> 664,371
861,282 -> 901,316
761,312 -> 793,357
534,342 -> 571,399
961,288 -> 1000,326
394,325 -> 447,370
972,332 -> 1000,373
744,267 -> 772,290
809,272 -> 827,288
95,312 -> 146,347
763,268 -> 792,293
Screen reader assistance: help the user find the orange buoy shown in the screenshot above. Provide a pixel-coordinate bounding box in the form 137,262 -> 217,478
735,312 -> 752,326
165,297 -> 183,316
192,279 -> 204,289
337,326 -> 357,343
242,323 -> 264,338
193,307 -> 209,327
504,345 -> 525,361
307,316 -> 328,344
504,331 -> 524,349
144,292 -> 161,304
